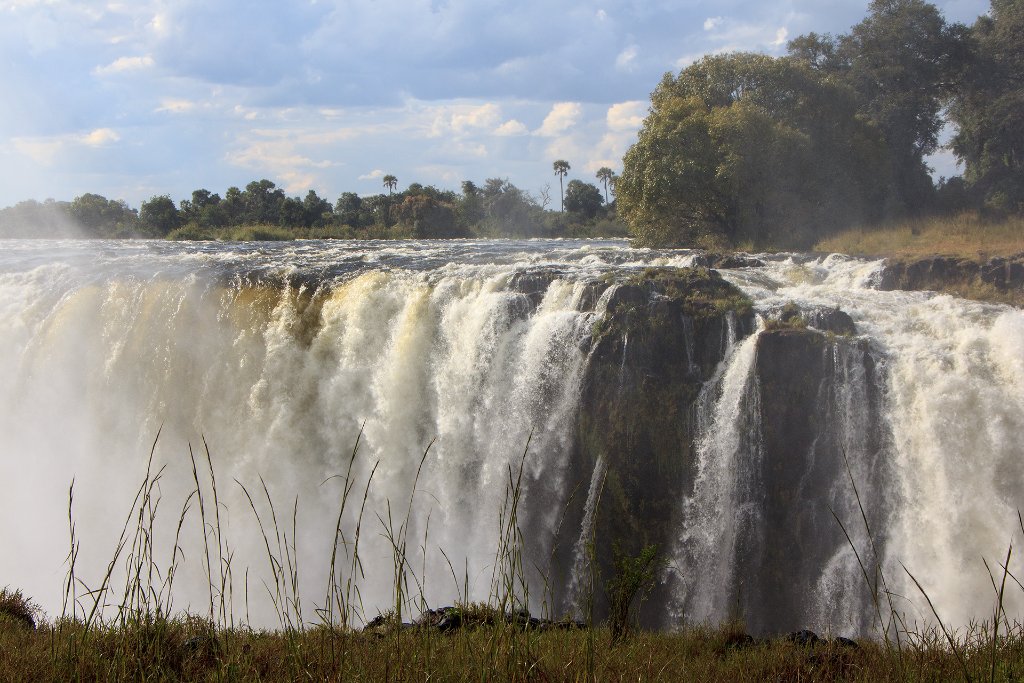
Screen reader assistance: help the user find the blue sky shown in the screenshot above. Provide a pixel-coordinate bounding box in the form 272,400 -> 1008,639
0,0 -> 990,208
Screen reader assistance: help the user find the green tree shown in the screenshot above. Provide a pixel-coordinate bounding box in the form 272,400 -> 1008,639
553,160 -> 570,212
334,192 -> 363,227
382,174 -> 398,195
596,167 -> 615,204
68,193 -> 138,237
948,0 -> 1024,213
138,195 -> 181,236
789,0 -> 966,213
617,53 -> 891,248
242,179 -> 285,224
394,194 -> 463,238
302,189 -> 333,227
564,180 -> 604,220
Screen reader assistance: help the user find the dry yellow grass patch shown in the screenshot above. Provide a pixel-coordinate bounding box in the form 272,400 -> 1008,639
814,212 -> 1024,260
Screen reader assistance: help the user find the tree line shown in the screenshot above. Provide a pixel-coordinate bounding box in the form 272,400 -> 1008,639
617,0 -> 1023,249
0,169 -> 625,240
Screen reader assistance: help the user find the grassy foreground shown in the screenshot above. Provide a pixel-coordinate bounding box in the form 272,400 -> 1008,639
4,438 -> 1024,681
814,212 -> 1024,261
4,602 -> 1024,682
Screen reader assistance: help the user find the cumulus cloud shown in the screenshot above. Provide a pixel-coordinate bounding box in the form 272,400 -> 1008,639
494,119 -> 529,136
535,102 -> 580,137
93,55 -> 154,75
607,101 -> 646,131
432,102 -> 503,137
704,16 -> 724,31
615,45 -> 638,72
359,169 -> 385,180
11,127 -> 120,165
81,128 -> 120,146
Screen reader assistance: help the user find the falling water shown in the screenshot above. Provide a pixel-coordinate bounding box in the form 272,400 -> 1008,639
0,240 -> 1022,635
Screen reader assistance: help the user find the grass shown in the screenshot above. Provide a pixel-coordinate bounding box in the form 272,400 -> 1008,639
814,212 -> 1024,261
5,434 -> 1024,681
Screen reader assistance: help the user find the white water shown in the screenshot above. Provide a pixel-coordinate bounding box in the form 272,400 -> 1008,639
0,239 -> 1022,635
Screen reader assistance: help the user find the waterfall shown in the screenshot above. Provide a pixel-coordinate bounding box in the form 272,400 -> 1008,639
1,240 -> 1023,635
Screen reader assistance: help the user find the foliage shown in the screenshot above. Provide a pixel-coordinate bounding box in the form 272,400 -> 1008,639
617,53 -> 891,249
948,0 -> 1024,214
563,179 -> 604,220
605,544 -> 662,644
795,0 -> 965,213
138,195 -> 181,237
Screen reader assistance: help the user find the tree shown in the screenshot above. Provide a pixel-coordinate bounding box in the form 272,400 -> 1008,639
596,167 -> 615,203
617,53 -> 891,248
394,194 -> 463,238
242,179 -> 285,224
68,193 -> 138,237
552,160 -> 570,212
564,180 -> 604,220
948,0 -> 1024,213
789,0 -> 966,214
138,195 -> 181,236
302,189 -> 333,227
335,192 -> 363,227
382,174 -> 398,195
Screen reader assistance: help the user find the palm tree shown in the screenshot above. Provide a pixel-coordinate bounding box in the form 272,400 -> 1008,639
383,174 -> 398,195
553,160 -> 570,212
596,167 -> 614,204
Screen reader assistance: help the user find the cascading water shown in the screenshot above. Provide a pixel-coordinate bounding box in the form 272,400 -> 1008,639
0,239 -> 1022,637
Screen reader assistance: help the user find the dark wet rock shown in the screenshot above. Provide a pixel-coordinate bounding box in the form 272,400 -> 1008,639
805,307 -> 857,335
786,630 -> 822,647
743,328 -> 887,635
564,267 -> 756,625
709,254 -> 766,270
834,636 -> 859,648
509,269 -> 562,307
723,632 -> 756,649
767,302 -> 857,335
415,606 -> 463,632
879,254 -> 1024,299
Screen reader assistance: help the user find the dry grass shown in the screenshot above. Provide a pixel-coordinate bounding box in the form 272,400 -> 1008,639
814,212 -> 1024,261
3,615 -> 1024,681
5,435 -> 1024,681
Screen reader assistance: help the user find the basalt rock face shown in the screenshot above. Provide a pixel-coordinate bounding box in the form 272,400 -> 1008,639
742,328 -> 887,635
565,268 -> 755,622
879,254 -> 1024,300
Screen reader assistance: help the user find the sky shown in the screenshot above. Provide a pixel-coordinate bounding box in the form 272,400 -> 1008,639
0,0 -> 991,209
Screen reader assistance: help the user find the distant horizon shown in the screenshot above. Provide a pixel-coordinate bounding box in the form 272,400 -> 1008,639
0,0 -> 989,208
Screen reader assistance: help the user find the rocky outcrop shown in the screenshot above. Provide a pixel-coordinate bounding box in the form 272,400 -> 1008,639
563,268 -> 755,622
741,327 -> 887,636
878,254 -> 1024,305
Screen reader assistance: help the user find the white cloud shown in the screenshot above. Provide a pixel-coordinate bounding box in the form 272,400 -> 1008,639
772,27 -> 789,46
494,119 -> 528,136
81,128 -> 119,146
606,101 -> 645,131
11,127 -> 119,165
93,55 -> 154,75
614,45 -> 638,72
704,16 -> 723,31
595,9 -> 607,21
438,102 -> 502,136
155,98 -> 196,114
359,169 -> 385,180
535,102 -> 580,137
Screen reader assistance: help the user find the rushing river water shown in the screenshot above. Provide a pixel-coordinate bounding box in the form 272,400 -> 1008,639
0,238 -> 1022,635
